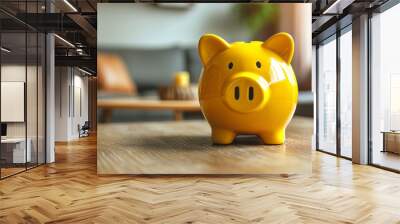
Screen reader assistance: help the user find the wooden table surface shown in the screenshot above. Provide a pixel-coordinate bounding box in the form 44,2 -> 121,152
97,99 -> 200,110
98,116 -> 312,175
97,99 -> 201,121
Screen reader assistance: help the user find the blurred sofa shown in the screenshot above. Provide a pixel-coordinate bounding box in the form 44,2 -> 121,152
99,47 -> 201,88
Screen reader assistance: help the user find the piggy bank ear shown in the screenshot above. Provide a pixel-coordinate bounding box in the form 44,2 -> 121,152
199,34 -> 230,66
262,32 -> 294,64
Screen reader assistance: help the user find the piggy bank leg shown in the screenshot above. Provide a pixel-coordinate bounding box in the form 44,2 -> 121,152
259,129 -> 285,145
212,128 -> 236,144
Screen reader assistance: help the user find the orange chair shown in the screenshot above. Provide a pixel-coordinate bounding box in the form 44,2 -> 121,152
97,53 -> 137,95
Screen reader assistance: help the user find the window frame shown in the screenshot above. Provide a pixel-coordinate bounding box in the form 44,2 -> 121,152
315,24 -> 353,160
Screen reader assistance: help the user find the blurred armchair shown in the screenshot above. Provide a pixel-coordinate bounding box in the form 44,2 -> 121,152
98,53 -> 137,95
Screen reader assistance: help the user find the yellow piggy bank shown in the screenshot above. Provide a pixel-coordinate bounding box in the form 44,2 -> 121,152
198,32 -> 298,145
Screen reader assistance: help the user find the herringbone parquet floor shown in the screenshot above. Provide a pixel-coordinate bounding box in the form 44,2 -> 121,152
1,135 -> 400,223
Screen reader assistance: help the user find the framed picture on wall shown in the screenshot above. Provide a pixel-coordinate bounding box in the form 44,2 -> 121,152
1,81 -> 25,122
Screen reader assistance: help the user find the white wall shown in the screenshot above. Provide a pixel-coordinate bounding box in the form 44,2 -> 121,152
55,67 -> 69,141
1,65 -> 26,81
71,74 -> 89,138
98,3 -> 251,49
55,67 -> 89,141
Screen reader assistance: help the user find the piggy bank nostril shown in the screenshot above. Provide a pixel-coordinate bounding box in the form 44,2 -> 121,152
248,87 -> 254,101
222,74 -> 271,113
234,86 -> 240,100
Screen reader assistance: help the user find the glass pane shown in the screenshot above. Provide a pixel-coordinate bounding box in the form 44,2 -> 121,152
26,0 -> 39,169
317,37 -> 337,154
371,4 -> 400,171
27,31 -> 38,169
38,33 -> 45,165
1,31 -> 27,177
340,29 -> 352,158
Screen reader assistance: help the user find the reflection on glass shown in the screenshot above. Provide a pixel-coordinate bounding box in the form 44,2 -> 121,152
1,31 -> 27,177
340,29 -> 352,158
27,31 -> 38,169
0,1 -> 47,179
371,3 -> 400,171
318,37 -> 337,154
26,0 -> 41,169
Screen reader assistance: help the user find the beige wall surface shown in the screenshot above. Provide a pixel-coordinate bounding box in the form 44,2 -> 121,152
1,65 -> 43,136
1,64 -> 46,165
54,67 -> 89,141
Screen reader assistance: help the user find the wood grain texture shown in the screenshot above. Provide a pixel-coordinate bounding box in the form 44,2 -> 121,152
1,134 -> 400,223
98,117 -> 312,174
97,99 -> 201,111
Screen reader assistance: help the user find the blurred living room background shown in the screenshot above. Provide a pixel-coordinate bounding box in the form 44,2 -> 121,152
97,3 -> 312,122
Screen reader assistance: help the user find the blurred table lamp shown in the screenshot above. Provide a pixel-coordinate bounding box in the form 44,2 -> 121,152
174,71 -> 190,87
159,71 -> 196,100
98,53 -> 137,95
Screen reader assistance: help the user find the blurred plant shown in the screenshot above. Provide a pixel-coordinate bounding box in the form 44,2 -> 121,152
234,4 -> 279,37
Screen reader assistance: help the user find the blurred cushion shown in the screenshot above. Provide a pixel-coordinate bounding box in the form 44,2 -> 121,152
98,53 -> 137,94
185,47 -> 203,83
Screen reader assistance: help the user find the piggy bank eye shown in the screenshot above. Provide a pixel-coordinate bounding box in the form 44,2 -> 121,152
228,62 -> 233,70
256,61 -> 262,68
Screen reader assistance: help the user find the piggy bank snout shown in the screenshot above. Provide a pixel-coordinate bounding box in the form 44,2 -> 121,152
222,72 -> 270,113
